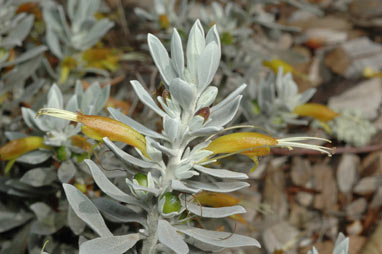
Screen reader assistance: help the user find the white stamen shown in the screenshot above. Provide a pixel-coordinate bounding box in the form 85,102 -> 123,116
36,108 -> 78,122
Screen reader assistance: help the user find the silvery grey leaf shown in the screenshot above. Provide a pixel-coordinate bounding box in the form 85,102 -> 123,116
157,96 -> 178,119
4,131 -> 26,140
80,19 -> 114,50
20,167 -> 56,187
197,42 -> 220,92
93,198 -> 146,226
85,159 -> 143,207
108,107 -> 167,140
21,107 -> 48,132
149,140 -> 177,157
126,178 -> 160,196
46,28 -> 63,58
131,80 -> 166,117
58,160 -> 76,183
158,219 -> 189,254
148,33 -> 176,87
0,210 -> 33,233
5,15 -> 34,47
175,226 -> 261,248
103,138 -> 158,169
193,165 -> 248,180
16,150 -> 51,165
184,180 -> 249,193
169,78 -> 196,110
196,86 -> 218,110
79,234 -> 140,254
186,20 -> 205,83
30,202 -> 52,221
0,46 -> 47,68
210,84 -> 246,113
206,25 -> 221,49
171,28 -> 185,78
66,94 -> 78,112
166,96 -> 182,117
144,137 -> 162,163
163,115 -> 180,142
63,183 -> 113,237
207,95 -> 242,127
189,126 -> 222,137
299,88 -> 316,105
172,180 -> 199,193
189,149 -> 213,163
187,203 -> 246,218
333,233 -> 349,254
47,84 -> 64,109
68,205 -> 86,235
188,115 -> 204,131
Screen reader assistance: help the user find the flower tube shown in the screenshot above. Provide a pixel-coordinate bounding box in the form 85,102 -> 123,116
37,108 -> 148,157
293,103 -> 339,122
205,132 -> 333,170
0,136 -> 47,161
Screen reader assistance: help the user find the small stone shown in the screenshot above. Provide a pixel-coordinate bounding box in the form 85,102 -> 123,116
337,154 -> 359,194
346,220 -> 363,235
353,177 -> 378,195
329,78 -> 382,120
346,198 -> 367,219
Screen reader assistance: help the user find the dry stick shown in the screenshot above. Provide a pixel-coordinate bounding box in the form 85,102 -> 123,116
271,143 -> 382,155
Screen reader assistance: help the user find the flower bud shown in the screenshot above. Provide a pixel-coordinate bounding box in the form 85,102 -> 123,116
159,14 -> 170,30
161,192 -> 181,214
134,173 -> 148,187
57,146 -> 67,161
0,136 -> 46,161
195,107 -> 210,122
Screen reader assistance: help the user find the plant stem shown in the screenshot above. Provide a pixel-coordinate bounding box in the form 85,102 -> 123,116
141,207 -> 159,254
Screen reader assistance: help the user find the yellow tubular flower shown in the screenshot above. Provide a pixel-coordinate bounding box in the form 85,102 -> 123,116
194,191 -> 240,208
262,59 -> 294,75
0,136 -> 47,161
293,103 -> 339,123
205,132 -> 333,170
37,108 -> 148,158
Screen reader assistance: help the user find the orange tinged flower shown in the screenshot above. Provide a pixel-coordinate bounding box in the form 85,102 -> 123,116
293,103 -> 339,122
206,132 -> 278,157
204,132 -> 333,171
0,136 -> 46,161
37,108 -> 148,157
194,191 -> 240,208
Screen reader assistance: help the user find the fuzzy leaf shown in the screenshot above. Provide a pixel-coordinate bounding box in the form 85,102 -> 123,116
169,78 -> 196,110
108,107 -> 166,140
193,165 -> 248,180
171,28 -> 185,77
104,138 -> 158,169
197,42 -> 220,92
130,80 -> 166,117
62,184 -> 112,237
79,234 -> 140,254
186,20 -> 205,83
176,226 -> 261,249
148,34 -> 176,87
187,204 -> 246,218
158,219 -> 189,254
85,160 -> 142,207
